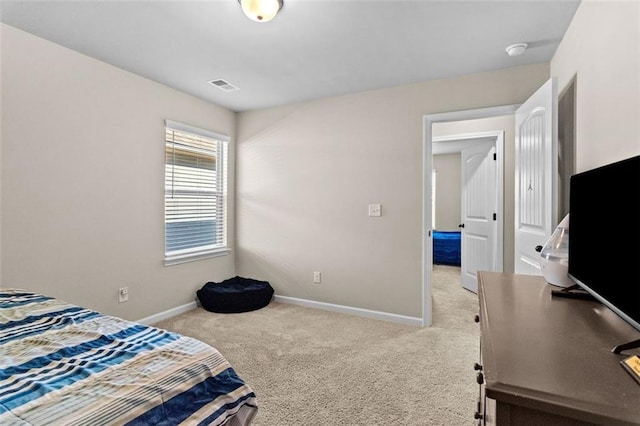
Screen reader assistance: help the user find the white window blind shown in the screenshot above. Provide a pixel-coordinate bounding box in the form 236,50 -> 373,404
164,120 -> 229,265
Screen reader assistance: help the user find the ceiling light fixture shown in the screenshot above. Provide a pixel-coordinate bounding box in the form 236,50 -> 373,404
505,43 -> 528,57
239,0 -> 283,23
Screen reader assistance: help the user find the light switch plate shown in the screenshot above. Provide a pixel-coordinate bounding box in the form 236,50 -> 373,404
368,204 -> 381,217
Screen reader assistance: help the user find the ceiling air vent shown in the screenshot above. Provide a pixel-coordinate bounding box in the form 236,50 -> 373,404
208,79 -> 239,92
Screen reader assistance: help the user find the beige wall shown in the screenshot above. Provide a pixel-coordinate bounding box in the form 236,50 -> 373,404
551,0 -> 640,172
433,154 -> 461,231
0,26 -> 3,285
236,64 -> 549,318
0,25 -> 236,321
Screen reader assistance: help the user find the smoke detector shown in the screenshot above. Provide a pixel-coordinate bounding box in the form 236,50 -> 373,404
506,43 -> 528,57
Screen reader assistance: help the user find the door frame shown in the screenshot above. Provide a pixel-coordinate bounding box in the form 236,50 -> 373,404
422,104 -> 519,327
433,130 -> 505,291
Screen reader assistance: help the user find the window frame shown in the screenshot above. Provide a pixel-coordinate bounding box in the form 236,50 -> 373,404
164,120 -> 230,266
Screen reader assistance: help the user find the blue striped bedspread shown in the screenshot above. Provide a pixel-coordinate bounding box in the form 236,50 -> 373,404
0,289 -> 257,425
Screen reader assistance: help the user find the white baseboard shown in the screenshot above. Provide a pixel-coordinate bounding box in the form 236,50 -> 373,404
137,301 -> 198,325
273,295 -> 422,326
136,297 -> 422,327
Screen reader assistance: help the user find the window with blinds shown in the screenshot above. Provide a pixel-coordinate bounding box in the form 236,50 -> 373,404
164,120 -> 229,265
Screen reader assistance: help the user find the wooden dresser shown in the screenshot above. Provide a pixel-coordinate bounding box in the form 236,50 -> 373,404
476,272 -> 640,426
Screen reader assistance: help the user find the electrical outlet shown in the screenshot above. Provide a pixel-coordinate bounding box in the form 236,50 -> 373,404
119,287 -> 129,303
313,271 -> 321,284
368,204 -> 382,217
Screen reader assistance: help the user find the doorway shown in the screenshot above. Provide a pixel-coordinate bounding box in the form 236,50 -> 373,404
432,131 -> 504,293
423,78 -> 561,326
422,104 -> 519,327
558,77 -> 576,218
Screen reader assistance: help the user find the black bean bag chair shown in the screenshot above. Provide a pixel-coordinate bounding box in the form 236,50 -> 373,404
196,276 -> 274,313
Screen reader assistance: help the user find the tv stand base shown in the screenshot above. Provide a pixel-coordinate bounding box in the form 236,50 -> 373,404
612,338 -> 640,355
550,284 -> 596,301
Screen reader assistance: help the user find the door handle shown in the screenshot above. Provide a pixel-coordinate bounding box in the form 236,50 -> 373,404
458,223 -> 465,228
535,245 -> 543,252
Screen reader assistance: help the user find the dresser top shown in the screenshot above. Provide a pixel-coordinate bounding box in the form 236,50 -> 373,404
478,272 -> 640,425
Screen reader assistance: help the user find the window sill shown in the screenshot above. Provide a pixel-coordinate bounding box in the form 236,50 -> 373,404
164,248 -> 230,266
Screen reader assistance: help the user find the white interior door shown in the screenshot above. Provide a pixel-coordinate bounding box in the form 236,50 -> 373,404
514,78 -> 558,274
460,141 -> 496,293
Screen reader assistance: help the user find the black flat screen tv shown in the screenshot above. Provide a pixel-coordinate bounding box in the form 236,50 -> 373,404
568,155 -> 640,334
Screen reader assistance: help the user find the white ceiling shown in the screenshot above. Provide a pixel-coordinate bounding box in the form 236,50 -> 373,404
0,0 -> 581,112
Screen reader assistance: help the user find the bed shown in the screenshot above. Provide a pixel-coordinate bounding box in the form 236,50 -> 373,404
433,230 -> 461,266
0,289 -> 257,426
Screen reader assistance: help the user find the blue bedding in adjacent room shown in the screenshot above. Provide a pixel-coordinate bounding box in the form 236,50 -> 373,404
433,231 -> 461,266
0,290 -> 257,426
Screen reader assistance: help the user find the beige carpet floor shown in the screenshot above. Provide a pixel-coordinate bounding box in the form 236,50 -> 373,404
156,265 -> 479,425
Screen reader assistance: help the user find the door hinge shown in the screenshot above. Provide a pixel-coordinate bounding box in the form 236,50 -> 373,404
493,153 -> 497,161
493,213 -> 497,221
